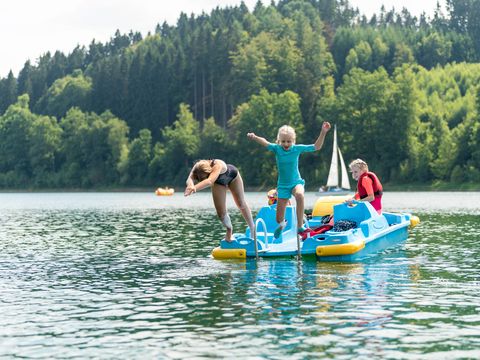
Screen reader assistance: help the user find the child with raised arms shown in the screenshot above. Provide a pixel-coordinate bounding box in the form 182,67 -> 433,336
247,122 -> 331,238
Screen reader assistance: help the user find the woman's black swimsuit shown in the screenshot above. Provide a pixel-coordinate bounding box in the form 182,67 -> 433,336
213,162 -> 239,186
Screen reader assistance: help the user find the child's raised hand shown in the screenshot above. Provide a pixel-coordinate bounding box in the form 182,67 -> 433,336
322,122 -> 331,131
247,132 -> 256,139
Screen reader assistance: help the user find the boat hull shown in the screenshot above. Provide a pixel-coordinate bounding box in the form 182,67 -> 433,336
315,221 -> 409,262
211,203 -> 419,262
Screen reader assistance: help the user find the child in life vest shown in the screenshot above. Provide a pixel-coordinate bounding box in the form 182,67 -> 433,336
346,159 -> 383,214
248,122 -> 331,238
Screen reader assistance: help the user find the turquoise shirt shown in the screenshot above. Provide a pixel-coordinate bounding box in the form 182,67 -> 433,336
267,143 -> 316,186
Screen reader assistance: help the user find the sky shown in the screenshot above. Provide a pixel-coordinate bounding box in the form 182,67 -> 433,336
0,0 -> 443,77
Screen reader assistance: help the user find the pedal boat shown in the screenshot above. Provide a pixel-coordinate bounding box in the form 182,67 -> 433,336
211,202 -> 419,262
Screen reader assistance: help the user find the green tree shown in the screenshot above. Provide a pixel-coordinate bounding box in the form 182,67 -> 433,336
59,108 -> 129,187
198,118 -> 229,160
231,31 -> 301,102
125,129 -> 152,185
416,32 -> 452,69
158,104 -> 200,184
392,43 -> 414,69
0,95 -> 35,184
229,89 -> 303,186
0,71 -> 17,115
333,67 -> 415,181
35,70 -> 92,118
28,115 -> 62,186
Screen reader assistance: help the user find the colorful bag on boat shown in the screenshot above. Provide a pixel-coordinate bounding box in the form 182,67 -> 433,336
332,220 -> 357,232
299,224 -> 333,240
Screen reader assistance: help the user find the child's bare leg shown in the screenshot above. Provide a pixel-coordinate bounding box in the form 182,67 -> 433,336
212,184 -> 233,241
274,198 -> 289,238
293,184 -> 306,231
276,198 -> 288,223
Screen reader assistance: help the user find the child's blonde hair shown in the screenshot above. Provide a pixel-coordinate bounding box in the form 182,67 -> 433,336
276,125 -> 296,144
192,160 -> 213,181
349,159 -> 369,172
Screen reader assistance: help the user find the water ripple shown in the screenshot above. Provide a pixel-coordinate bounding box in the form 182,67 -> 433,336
0,193 -> 479,358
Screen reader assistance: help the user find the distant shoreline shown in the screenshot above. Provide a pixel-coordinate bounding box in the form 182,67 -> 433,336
0,183 -> 479,193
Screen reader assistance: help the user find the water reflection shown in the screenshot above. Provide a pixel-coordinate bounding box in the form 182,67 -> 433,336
0,193 -> 479,358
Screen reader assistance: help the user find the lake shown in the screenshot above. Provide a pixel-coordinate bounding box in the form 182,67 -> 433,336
0,192 -> 479,358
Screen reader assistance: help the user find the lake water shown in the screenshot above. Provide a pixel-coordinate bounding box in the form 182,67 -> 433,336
0,192 -> 479,359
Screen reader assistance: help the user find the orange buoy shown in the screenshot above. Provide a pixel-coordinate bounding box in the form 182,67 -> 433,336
155,187 -> 174,196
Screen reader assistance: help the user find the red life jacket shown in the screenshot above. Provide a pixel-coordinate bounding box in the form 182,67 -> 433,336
357,172 -> 383,212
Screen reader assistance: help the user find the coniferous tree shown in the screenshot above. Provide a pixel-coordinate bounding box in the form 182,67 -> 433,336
0,71 -> 17,115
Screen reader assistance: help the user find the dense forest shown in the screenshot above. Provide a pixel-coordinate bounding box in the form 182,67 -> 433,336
0,0 -> 479,190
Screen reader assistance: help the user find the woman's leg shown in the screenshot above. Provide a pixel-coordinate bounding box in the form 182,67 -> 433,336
293,184 -> 305,231
211,183 -> 232,241
228,173 -> 255,235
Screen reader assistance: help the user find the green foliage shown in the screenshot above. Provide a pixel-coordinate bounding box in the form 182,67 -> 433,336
28,115 -> 63,186
35,70 -> 92,118
333,67 -> 417,181
58,108 -> 130,187
0,95 -> 36,179
0,71 -> 17,115
198,118 -> 229,160
0,94 -> 63,187
157,104 -> 200,184
125,129 -> 152,185
229,89 -> 303,186
231,31 -> 302,101
0,1 -> 480,189
416,33 -> 452,69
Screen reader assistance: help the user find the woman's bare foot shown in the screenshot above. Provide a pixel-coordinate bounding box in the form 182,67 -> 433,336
225,227 -> 233,242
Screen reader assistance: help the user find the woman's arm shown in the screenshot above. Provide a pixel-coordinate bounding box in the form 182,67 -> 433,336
184,169 -> 197,196
314,122 -> 331,150
185,161 -> 224,196
247,132 -> 269,147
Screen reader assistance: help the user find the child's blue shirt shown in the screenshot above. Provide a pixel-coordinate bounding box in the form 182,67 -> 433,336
267,143 -> 316,186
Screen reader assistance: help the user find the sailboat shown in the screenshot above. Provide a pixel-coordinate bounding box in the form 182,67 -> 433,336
317,125 -> 352,196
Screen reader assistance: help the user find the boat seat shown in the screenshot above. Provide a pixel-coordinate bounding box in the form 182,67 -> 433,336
333,202 -> 381,224
333,202 -> 389,237
245,205 -> 296,238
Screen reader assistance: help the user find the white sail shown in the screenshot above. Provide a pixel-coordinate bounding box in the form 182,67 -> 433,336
325,126 -> 339,187
319,125 -> 351,194
338,148 -> 351,190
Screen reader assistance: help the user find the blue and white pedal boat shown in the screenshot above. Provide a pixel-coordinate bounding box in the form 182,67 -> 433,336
211,201 -> 419,262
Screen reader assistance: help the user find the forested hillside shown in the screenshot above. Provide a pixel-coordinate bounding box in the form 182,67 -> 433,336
0,0 -> 479,189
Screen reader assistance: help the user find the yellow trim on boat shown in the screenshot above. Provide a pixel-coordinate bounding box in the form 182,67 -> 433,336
316,239 -> 365,257
211,247 -> 246,259
409,215 -> 420,229
312,195 -> 351,217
